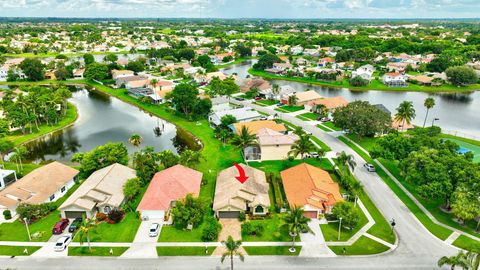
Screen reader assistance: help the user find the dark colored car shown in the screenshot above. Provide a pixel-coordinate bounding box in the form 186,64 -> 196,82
68,217 -> 83,233
254,96 -> 262,100
52,219 -> 70,235
235,97 -> 245,101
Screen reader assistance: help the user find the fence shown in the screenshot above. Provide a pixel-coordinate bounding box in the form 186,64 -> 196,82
442,129 -> 480,142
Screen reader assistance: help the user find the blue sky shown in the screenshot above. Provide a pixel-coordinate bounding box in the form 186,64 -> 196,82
0,0 -> 479,18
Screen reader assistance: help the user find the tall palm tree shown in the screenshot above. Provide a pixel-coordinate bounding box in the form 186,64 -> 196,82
292,126 -> 306,137
288,95 -> 298,106
283,206 -> 313,252
128,134 -> 143,149
149,78 -> 158,100
179,149 -> 203,168
289,135 -> 315,159
231,126 -> 257,160
12,146 -> 28,172
465,251 -> 480,270
336,151 -> 356,177
221,236 -> 244,270
271,84 -> 280,99
438,251 -> 468,270
78,217 -> 97,252
422,97 -> 435,128
394,101 -> 416,131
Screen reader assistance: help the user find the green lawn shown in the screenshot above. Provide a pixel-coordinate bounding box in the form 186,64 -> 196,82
0,245 -> 41,256
6,102 -> 78,146
241,215 -> 291,242
158,225 -> 205,242
453,235 -> 480,253
338,136 -> 453,241
156,246 -> 216,256
68,246 -> 128,256
244,246 -> 301,256
275,105 -> 304,113
254,99 -> 278,107
74,212 -> 140,242
310,136 -> 332,152
328,236 -> 390,255
0,210 -> 61,242
248,68 -> 480,93
317,124 -> 333,132
296,112 -> 318,121
323,122 -> 342,131
345,134 -> 378,152
320,203 -> 369,242
249,158 -> 334,179
2,162 -> 41,177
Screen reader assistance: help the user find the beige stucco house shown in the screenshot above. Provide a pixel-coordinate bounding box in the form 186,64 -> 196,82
244,128 -> 299,161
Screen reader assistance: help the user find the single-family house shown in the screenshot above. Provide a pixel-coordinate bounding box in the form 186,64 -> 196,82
244,128 -> 299,161
281,163 -> 342,218
59,163 -> 136,219
137,165 -> 202,221
382,72 -> 408,87
0,162 -> 79,218
317,57 -> 335,68
293,90 -> 323,106
125,79 -> 150,89
208,107 -> 262,127
232,120 -> 287,135
112,69 -> 134,80
195,71 -> 228,84
115,75 -> 148,88
73,68 -> 85,79
0,169 -> 17,191
352,64 -> 375,81
213,164 -> 270,218
392,118 -> 415,131
239,78 -> 271,94
305,96 -> 349,112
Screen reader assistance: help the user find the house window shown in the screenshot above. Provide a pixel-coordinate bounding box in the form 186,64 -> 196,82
49,194 -> 55,201
104,206 -> 111,214
61,186 -> 66,193
254,205 -> 264,213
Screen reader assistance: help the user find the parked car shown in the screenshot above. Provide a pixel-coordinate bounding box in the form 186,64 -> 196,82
52,219 -> 70,235
235,97 -> 245,101
308,152 -> 320,159
276,102 -> 285,107
320,117 -> 331,122
54,234 -> 72,252
149,223 -> 160,237
68,217 -> 83,233
260,116 -> 268,120
364,163 -> 376,172
254,96 -> 262,101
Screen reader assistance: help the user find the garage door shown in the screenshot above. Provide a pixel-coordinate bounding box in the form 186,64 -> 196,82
141,210 -> 165,220
218,211 -> 240,219
64,211 -> 86,219
303,211 -> 318,219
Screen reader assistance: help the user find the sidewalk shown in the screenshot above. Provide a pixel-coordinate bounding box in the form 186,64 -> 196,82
299,219 -> 336,257
121,219 -> 162,258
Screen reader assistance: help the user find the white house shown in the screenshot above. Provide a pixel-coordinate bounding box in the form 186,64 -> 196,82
208,107 -> 262,127
352,64 -> 375,81
382,72 -> 408,87
0,169 -> 17,191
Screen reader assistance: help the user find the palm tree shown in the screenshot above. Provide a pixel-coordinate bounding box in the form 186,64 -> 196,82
150,78 -> 158,100
438,251 -> 468,270
422,97 -> 435,128
78,218 -> 97,252
336,151 -> 356,177
179,149 -> 203,168
221,236 -> 244,270
128,134 -> 143,149
271,84 -> 280,99
394,101 -> 416,131
289,135 -> 315,159
283,206 -> 313,252
465,251 -> 480,270
231,126 -> 257,160
12,146 -> 28,172
292,126 -> 306,137
288,95 -> 298,106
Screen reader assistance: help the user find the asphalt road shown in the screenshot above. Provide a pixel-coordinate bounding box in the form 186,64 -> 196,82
0,101 -> 458,270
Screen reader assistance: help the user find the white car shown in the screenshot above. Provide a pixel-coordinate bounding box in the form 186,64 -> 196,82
149,223 -> 160,237
364,163 -> 376,172
54,235 -> 72,252
309,152 -> 320,158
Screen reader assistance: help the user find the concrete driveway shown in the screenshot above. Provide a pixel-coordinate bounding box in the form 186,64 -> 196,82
121,219 -> 163,258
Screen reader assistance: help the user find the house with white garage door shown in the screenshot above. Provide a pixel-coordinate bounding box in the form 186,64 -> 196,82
59,163 -> 136,219
137,165 -> 202,221
213,164 -> 270,219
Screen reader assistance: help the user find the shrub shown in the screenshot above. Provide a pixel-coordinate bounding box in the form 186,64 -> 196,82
96,212 -> 107,222
349,76 -> 369,87
3,210 -> 12,220
201,217 -> 221,242
107,209 -> 124,224
238,212 -> 246,222
16,203 -> 54,222
241,222 -> 264,237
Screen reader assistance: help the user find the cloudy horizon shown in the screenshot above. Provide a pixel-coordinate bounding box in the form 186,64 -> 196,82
0,0 -> 479,19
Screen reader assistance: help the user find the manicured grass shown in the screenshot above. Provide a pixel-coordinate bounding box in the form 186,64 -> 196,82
453,235 -> 480,253
323,122 -> 342,131
338,136 -> 453,241
2,162 -> 41,177
244,246 -> 301,256
249,68 -> 480,93
0,245 -> 41,256
440,133 -> 480,148
328,236 -> 390,255
296,112 -> 318,121
320,203 -> 369,242
317,124 -> 333,132
74,212 -> 141,242
0,210 -> 62,242
68,246 -> 128,256
6,102 -> 78,146
310,136 -> 332,152
249,158 -> 334,179
156,246 -> 215,256
241,215 -> 291,242
254,99 -> 278,107
345,134 -> 378,152
158,225 -> 205,242
275,105 -> 304,113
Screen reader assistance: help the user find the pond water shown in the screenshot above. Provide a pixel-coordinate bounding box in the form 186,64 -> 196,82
23,88 -> 198,163
222,60 -> 480,138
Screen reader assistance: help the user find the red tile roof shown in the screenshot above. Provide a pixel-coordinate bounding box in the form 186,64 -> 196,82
137,165 -> 202,211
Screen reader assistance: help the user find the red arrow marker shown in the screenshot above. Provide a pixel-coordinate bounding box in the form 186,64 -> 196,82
233,163 -> 249,184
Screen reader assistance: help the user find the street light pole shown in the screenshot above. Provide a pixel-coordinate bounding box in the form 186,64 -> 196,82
338,217 -> 343,241
23,217 -> 31,241
431,117 -> 439,127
